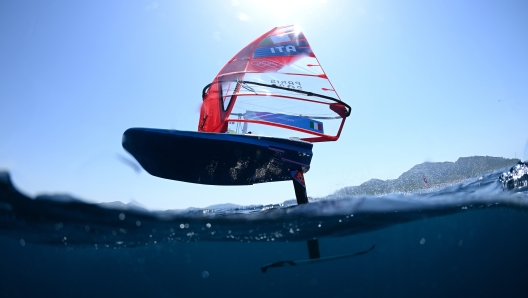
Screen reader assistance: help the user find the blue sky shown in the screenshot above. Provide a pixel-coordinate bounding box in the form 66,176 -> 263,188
1,0 -> 527,210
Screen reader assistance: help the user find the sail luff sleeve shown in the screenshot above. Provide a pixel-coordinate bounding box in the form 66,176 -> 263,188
199,28 -> 277,132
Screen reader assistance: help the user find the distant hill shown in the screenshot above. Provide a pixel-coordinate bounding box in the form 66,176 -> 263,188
204,203 -> 243,209
325,156 -> 519,198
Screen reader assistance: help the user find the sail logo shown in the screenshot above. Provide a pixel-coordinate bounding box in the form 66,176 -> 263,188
251,60 -> 282,70
309,121 -> 323,131
269,45 -> 296,54
271,80 -> 302,90
253,41 -> 311,58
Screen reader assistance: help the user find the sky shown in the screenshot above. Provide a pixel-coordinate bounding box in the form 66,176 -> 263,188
1,0 -> 527,210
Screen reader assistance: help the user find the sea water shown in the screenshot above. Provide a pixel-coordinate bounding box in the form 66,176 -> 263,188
1,169 -> 528,297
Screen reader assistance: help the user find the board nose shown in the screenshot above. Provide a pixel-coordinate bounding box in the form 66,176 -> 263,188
121,128 -> 134,153
122,128 -> 143,157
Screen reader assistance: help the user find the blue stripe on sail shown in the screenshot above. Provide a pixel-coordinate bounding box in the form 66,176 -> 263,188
253,41 -> 311,58
246,111 -> 324,134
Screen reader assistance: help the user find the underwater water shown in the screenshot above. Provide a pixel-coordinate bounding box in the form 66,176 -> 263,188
1,169 -> 528,297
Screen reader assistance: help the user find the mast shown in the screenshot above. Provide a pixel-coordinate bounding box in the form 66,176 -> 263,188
291,169 -> 320,259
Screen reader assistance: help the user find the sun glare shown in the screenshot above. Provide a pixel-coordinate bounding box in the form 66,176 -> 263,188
230,0 -> 329,27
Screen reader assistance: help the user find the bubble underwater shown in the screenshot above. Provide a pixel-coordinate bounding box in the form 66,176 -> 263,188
1,168 -> 528,297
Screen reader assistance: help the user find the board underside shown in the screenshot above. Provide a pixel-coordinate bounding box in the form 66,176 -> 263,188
122,128 -> 313,185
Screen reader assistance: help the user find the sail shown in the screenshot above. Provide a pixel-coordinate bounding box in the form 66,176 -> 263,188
198,25 -> 350,142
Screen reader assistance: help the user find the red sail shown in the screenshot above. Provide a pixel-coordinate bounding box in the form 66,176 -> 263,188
199,25 -> 350,142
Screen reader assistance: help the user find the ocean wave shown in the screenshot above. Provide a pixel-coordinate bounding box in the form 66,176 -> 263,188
1,168 -> 526,248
